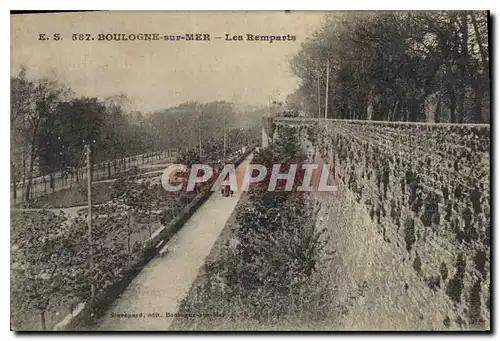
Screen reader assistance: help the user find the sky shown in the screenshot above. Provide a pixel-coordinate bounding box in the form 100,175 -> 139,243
11,11 -> 325,113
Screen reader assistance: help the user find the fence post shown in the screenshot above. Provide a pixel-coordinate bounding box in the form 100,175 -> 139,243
12,183 -> 17,204
50,174 -> 54,193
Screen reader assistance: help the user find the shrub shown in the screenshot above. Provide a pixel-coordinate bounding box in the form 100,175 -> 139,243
404,218 -> 416,252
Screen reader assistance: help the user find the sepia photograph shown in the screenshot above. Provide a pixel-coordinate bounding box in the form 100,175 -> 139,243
9,10 -> 491,331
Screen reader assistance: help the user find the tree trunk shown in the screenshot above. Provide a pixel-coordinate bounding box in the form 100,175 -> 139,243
11,164 -> 17,203
21,149 -> 26,200
367,101 -> 373,121
40,310 -> 46,331
468,12 -> 489,123
127,233 -> 132,265
392,101 -> 399,122
435,95 -> 441,123
456,88 -> 465,123
448,84 -> 457,123
25,154 -> 36,202
457,13 -> 469,123
449,102 -> 456,123
408,99 -> 424,122
472,82 -> 485,123
127,215 -> 133,265
469,11 -> 489,75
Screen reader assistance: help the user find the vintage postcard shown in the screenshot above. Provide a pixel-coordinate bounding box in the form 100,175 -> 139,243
10,10 -> 490,331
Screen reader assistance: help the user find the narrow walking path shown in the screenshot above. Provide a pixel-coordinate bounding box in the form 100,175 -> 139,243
95,154 -> 253,331
12,205 -> 89,218
11,156 -> 175,204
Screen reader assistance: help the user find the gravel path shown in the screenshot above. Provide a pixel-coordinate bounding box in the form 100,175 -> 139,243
95,154 -> 253,331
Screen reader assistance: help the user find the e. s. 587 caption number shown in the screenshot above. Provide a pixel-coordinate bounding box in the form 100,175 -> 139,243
72,33 -> 93,41
37,33 -> 95,41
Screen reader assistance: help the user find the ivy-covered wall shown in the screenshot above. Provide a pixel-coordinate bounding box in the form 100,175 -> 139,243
269,117 -> 490,329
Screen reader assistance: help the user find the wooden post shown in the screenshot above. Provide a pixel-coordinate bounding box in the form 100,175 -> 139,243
198,109 -> 202,159
86,145 -> 95,298
223,115 -> 226,163
317,76 -> 321,118
325,58 -> 330,119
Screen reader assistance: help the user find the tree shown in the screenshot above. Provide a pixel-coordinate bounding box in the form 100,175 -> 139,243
11,210 -> 74,330
110,167 -> 161,255
66,211 -> 130,299
11,67 -> 32,201
290,11 -> 490,123
144,101 -> 239,152
12,74 -> 69,201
